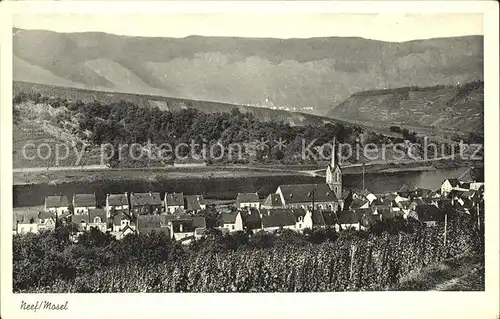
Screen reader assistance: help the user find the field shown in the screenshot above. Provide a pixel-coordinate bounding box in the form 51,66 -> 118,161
13,213 -> 483,293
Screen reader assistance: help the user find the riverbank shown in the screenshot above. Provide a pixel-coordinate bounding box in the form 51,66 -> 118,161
13,158 -> 483,186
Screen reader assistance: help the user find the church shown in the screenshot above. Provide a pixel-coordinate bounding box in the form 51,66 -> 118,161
274,138 -> 343,212
325,137 -> 342,199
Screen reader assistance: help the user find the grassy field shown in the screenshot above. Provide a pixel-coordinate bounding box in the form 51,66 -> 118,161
395,254 -> 485,291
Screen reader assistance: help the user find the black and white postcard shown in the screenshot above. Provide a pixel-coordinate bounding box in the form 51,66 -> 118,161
1,1 -> 498,318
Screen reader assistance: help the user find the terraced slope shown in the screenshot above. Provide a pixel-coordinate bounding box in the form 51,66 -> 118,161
327,81 -> 484,134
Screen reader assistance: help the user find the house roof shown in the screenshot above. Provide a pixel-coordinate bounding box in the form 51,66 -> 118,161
192,216 -> 206,228
311,209 -> 325,226
446,179 -> 461,187
73,193 -> 96,207
112,212 -> 131,226
415,205 -> 443,222
337,211 -> 359,224
107,194 -> 128,206
38,211 -> 56,220
137,215 -> 162,230
130,192 -> 162,206
194,228 -> 206,236
45,195 -> 69,208
261,194 -> 283,207
71,214 -> 89,224
240,208 -> 262,229
291,207 -> 307,220
277,184 -> 337,204
185,195 -> 206,211
165,192 -> 184,206
321,211 -> 338,226
412,188 -> 433,198
236,193 -> 260,204
260,209 -> 296,228
172,219 -> 195,233
88,208 -> 106,222
350,198 -> 369,209
222,212 -> 238,224
398,200 -> 412,209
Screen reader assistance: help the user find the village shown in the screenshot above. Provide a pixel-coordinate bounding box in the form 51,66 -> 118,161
13,142 -> 485,244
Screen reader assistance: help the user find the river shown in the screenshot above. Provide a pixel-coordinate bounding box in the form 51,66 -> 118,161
13,166 -> 481,208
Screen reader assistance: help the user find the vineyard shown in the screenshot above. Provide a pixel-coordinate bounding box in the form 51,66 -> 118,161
13,214 -> 483,293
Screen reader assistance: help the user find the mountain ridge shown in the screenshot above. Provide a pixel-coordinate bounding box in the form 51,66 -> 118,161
13,28 -> 483,115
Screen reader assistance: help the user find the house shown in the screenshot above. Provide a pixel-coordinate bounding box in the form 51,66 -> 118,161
441,178 -> 470,196
336,210 -> 360,231
321,210 -> 338,228
240,208 -> 263,234
261,193 -> 284,209
70,214 -> 89,232
341,190 -> 354,211
260,208 -> 296,232
37,211 -> 57,232
44,195 -> 69,216
411,188 -> 433,199
349,198 -> 370,210
289,207 -> 313,231
184,195 -> 207,212
194,228 -> 206,240
171,219 -> 196,242
276,183 -> 339,211
236,193 -> 260,209
72,193 -> 97,215
106,193 -> 129,218
112,212 -> 136,233
136,215 -> 170,235
15,213 -> 41,235
130,192 -> 163,215
469,182 -> 485,191
164,192 -> 184,214
414,204 -> 444,227
359,190 -> 377,204
88,208 -> 108,232
222,212 -> 243,232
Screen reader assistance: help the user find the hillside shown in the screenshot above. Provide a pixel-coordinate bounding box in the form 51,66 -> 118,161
13,28 -> 483,115
13,81 -> 337,127
327,81 -> 484,134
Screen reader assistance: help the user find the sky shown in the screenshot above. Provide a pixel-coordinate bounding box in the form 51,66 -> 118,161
13,13 -> 483,42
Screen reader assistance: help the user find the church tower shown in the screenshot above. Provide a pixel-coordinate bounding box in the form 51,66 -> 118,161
326,137 -> 342,199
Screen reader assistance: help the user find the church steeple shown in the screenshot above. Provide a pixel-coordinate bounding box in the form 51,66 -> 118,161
326,137 -> 342,199
331,136 -> 337,169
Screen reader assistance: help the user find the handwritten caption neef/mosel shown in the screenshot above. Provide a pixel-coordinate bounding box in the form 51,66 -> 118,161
20,300 -> 68,312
